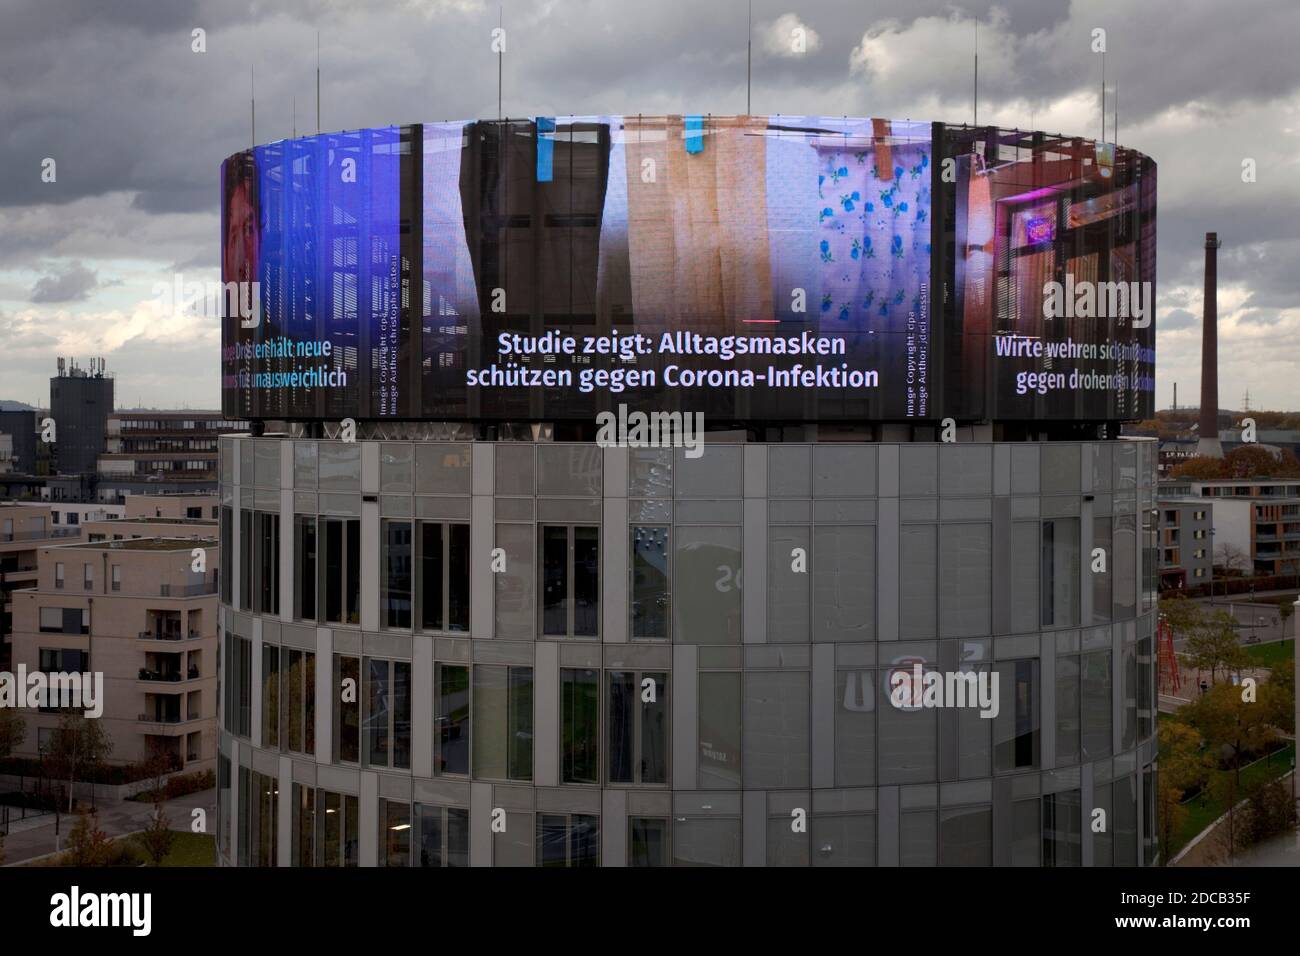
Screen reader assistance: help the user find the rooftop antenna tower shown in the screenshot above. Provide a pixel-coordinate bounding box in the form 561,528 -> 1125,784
251,66 -> 256,147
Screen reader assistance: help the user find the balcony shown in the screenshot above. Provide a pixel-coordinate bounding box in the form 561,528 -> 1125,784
0,528 -> 80,543
138,629 -> 184,642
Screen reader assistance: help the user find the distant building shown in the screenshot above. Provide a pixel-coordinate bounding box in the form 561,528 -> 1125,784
0,408 -> 40,475
49,359 -> 114,476
1159,478 -> 1300,575
95,410 -> 247,503
1156,497 -> 1213,589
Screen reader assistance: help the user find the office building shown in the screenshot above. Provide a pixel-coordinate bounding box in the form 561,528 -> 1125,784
49,358 -> 114,476
216,116 -> 1160,867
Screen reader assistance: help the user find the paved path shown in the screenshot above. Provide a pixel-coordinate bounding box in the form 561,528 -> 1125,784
1,788 -> 215,866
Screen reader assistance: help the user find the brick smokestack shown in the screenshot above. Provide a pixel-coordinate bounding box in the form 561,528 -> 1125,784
1196,231 -> 1224,458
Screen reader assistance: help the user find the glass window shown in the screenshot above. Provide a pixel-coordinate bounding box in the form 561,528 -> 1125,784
418,521 -> 471,632
1114,513 -> 1137,620
318,443 -> 360,491
380,800 -> 411,867
255,511 -> 279,615
1113,775 -> 1138,866
415,443 -> 472,494
674,526 -> 742,644
629,817 -> 669,867
744,672 -> 810,789
321,518 -> 360,625
1055,655 -> 1081,765
292,783 -> 315,867
994,660 -> 1039,772
1093,783 -> 1113,867
1043,790 -> 1081,866
239,510 -> 252,608
416,804 -> 470,867
317,790 -> 359,867
435,663 -> 470,775
262,644 -> 280,748
813,525 -> 874,641
957,664 -> 992,778
939,805 -> 991,866
940,524 -> 990,637
835,669 -> 875,787
900,525 -> 936,638
220,506 -> 233,604
294,515 -> 317,620
1011,798 -> 1040,865
900,810 -> 936,866
217,753 -> 231,863
473,665 -> 534,781
540,525 -> 600,638
1041,518 -> 1080,627
812,814 -> 875,866
333,654 -> 360,763
768,526 -> 810,642
561,668 -> 599,784
363,657 -> 411,769
380,444 -> 413,493
537,814 -> 600,867
767,812 -> 810,867
1082,650 -> 1112,760
607,670 -> 668,785
878,663 -> 936,784
1121,643 -> 1138,750
281,649 -> 315,755
1092,516 -> 1112,625
698,671 -> 742,789
672,817 -> 741,867
382,520 -> 413,629
1010,522 -> 1039,633
495,523 -> 534,639
631,525 -> 669,639
493,810 -> 534,867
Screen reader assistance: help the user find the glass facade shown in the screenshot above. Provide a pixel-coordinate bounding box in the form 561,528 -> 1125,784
217,437 -> 1161,867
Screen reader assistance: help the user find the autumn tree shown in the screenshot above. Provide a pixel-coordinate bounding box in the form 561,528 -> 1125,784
1185,609 -> 1250,685
65,808 -> 112,866
1156,718 -> 1212,861
1170,457 -> 1227,480
1183,681 -> 1279,785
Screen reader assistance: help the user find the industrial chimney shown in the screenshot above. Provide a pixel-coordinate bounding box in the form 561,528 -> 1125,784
1196,232 -> 1223,458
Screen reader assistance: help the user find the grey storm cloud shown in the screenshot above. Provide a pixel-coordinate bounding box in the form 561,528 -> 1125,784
29,260 -> 102,303
0,0 -> 1298,408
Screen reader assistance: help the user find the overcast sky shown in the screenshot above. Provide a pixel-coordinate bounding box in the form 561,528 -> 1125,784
0,0 -> 1296,412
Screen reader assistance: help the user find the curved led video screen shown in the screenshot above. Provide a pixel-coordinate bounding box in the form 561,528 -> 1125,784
220,116 -> 1155,423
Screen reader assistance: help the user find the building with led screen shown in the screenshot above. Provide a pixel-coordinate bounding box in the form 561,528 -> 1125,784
217,116 -> 1160,867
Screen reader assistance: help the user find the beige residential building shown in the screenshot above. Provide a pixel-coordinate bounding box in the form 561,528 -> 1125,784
9,534 -> 219,773
0,502 -> 83,669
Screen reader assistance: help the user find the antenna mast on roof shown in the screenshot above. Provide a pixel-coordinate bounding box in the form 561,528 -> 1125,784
316,31 -> 321,134
251,66 -> 255,147
498,6 -> 503,121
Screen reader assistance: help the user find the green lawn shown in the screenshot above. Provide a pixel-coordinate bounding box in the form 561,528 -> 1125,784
124,830 -> 216,867
22,830 -> 216,867
1170,742 -> 1296,858
1244,639 -> 1294,670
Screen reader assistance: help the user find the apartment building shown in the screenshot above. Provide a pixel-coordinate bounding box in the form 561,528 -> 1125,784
1155,497 -> 1214,589
8,534 -> 219,773
0,503 -> 82,670
1160,478 -> 1300,575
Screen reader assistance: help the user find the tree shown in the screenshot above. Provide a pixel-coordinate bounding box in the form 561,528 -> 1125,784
65,808 -> 112,866
1240,778 -> 1297,847
1170,457 -> 1227,480
1183,681 -> 1279,785
0,706 -> 25,759
1156,718 -> 1211,861
139,803 -> 175,866
48,714 -> 114,813
1214,542 -> 1251,576
1223,444 -> 1300,480
1185,609 -> 1250,685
